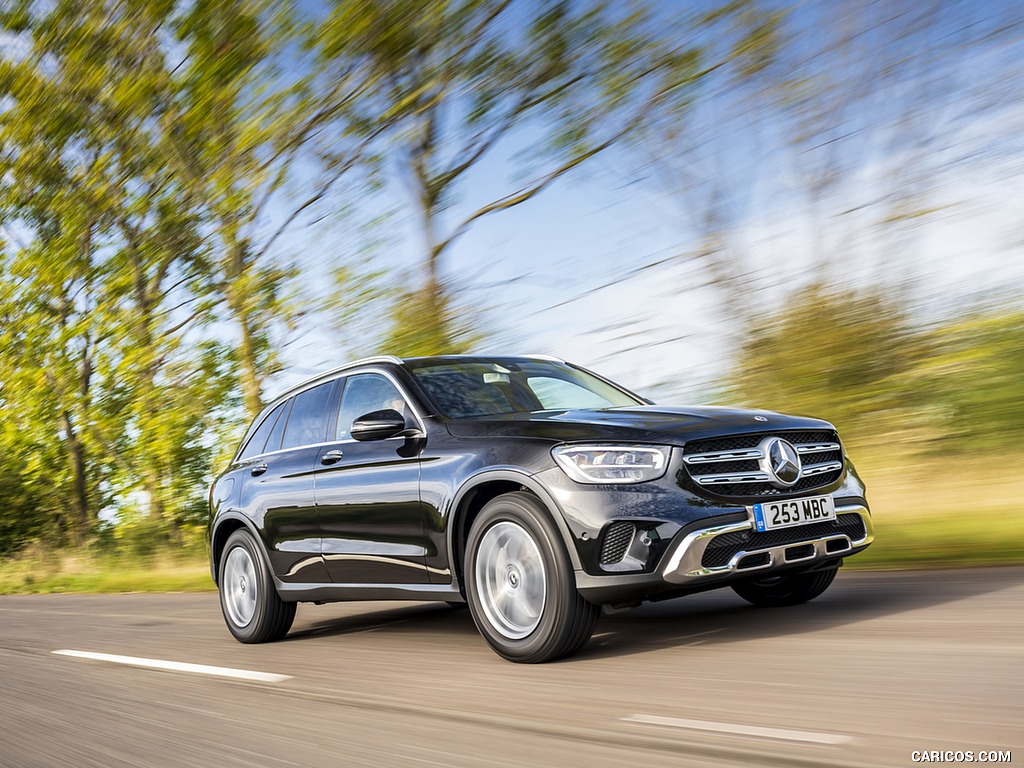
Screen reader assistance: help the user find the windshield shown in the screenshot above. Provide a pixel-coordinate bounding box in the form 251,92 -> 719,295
406,358 -> 643,419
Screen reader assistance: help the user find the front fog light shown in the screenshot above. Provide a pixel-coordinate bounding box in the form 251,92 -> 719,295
552,445 -> 669,484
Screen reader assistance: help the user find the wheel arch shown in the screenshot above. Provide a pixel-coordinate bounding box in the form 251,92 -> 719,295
447,470 -> 582,592
209,514 -> 270,587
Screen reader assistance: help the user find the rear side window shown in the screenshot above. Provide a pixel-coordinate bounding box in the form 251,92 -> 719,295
264,398 -> 292,454
281,381 -> 335,450
238,401 -> 288,460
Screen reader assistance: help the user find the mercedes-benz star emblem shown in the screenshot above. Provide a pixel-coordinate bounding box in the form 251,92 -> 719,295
758,436 -> 802,488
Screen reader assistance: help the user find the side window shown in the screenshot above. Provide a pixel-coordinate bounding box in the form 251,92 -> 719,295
528,376 -> 613,410
238,400 -> 287,460
265,398 -> 292,454
336,374 -> 407,439
281,381 -> 335,450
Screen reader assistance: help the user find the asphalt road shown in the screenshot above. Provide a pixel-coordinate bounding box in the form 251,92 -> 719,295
1,568 -> 1021,768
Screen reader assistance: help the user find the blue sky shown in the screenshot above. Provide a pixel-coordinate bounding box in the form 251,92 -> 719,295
263,0 -> 1024,404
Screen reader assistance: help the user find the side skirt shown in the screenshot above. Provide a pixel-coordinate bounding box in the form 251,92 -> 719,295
274,579 -> 461,603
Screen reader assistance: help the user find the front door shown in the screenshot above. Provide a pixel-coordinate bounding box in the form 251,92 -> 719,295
315,372 -> 429,584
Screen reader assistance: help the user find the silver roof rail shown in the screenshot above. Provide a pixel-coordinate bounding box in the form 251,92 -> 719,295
280,355 -> 404,397
520,353 -> 565,362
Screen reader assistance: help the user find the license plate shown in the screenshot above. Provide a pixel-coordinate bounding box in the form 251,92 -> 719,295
751,495 -> 836,532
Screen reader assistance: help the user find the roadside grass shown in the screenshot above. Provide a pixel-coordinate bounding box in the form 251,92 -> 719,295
1,450 -> 1020,594
846,448 -> 1024,569
0,546 -> 212,595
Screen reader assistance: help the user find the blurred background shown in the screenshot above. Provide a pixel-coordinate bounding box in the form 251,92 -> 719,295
0,0 -> 1022,590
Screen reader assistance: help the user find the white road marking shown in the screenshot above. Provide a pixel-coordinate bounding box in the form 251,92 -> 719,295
52,650 -> 292,683
622,714 -> 852,745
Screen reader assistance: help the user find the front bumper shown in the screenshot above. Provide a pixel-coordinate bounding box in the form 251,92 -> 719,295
660,502 -> 873,583
574,503 -> 873,605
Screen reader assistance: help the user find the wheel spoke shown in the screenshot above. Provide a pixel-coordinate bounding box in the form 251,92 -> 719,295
223,546 -> 258,628
474,521 -> 547,640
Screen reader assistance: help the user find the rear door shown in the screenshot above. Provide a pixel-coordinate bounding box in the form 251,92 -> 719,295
314,372 -> 429,585
238,380 -> 338,584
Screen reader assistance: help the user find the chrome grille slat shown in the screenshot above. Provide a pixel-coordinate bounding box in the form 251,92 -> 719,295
696,472 -> 771,485
796,442 -> 841,454
682,430 -> 844,498
683,449 -> 763,465
801,461 -> 843,476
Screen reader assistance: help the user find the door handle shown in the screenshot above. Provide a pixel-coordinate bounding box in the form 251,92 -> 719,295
250,463 -> 268,477
320,450 -> 344,465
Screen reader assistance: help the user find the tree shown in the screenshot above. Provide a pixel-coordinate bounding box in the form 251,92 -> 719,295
0,2 -> 126,542
912,308 -> 1024,451
731,282 -> 918,438
314,0 -> 706,355
0,0 -> 230,538
172,0 -> 391,418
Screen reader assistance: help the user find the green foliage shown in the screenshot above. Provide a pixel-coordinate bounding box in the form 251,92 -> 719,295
0,0 -> 231,544
0,535 -> 213,594
911,310 -> 1024,451
0,420 -> 50,557
732,281 -> 1024,456
731,281 -> 917,436
382,279 -> 485,357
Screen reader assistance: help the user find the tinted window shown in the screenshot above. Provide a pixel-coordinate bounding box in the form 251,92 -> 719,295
281,382 -> 335,450
265,398 -> 292,454
238,401 -> 288,460
408,359 -> 639,419
337,374 -> 407,439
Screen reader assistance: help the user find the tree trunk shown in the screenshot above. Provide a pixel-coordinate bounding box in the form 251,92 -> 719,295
60,411 -> 90,546
224,239 -> 264,419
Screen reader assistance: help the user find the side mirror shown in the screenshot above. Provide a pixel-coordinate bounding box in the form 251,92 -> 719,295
350,409 -> 407,441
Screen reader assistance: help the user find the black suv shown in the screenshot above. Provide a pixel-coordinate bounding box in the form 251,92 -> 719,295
208,355 -> 873,663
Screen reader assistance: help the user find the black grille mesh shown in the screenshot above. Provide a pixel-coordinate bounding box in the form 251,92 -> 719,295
701,513 -> 866,568
599,522 -> 635,565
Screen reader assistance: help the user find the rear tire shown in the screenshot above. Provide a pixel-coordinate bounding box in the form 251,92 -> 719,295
218,529 -> 296,643
465,492 -> 598,663
731,567 -> 839,607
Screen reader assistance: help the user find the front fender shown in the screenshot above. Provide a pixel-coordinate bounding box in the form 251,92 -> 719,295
447,468 -> 585,579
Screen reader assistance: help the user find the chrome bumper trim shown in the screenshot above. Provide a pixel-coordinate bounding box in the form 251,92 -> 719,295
661,503 -> 874,584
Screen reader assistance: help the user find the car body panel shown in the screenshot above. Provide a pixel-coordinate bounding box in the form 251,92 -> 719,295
314,436 -> 430,584
444,405 -> 834,445
235,447 -> 328,584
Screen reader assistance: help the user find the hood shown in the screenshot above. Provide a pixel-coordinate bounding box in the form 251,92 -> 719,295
444,405 -> 835,445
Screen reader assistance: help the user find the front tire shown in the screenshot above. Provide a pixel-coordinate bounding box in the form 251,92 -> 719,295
218,529 -> 296,643
465,492 -> 599,663
731,567 -> 839,607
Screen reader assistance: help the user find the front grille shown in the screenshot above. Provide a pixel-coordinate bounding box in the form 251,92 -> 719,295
701,513 -> 866,568
683,429 -> 844,498
599,522 -> 635,564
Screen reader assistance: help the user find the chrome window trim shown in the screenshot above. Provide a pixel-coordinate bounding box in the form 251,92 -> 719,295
232,365 -> 427,464
236,399 -> 290,462
285,356 -> 404,395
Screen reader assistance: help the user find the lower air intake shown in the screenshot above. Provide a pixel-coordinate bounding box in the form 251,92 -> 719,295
599,522 -> 635,565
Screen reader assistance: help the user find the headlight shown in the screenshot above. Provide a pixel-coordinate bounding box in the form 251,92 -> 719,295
552,445 -> 669,484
